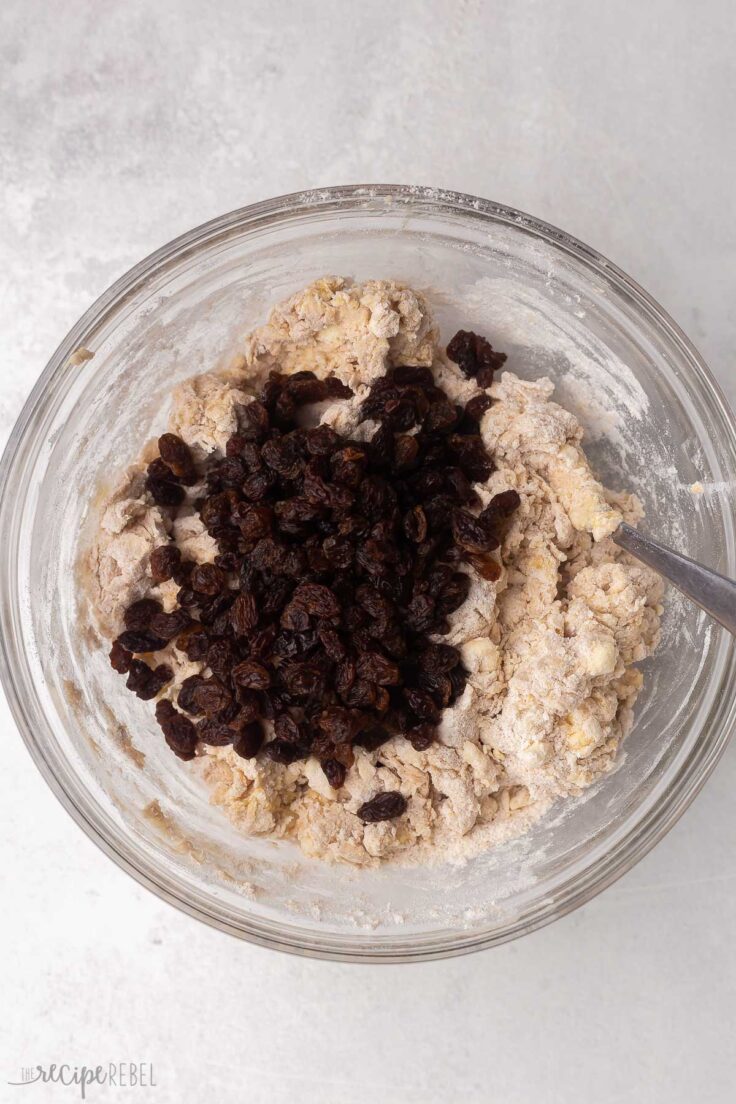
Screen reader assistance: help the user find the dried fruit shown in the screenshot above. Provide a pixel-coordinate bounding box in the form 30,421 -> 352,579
357,791 -> 407,823
451,509 -> 499,554
407,724 -> 436,751
155,701 -> 198,760
306,424 -> 339,455
233,722 -> 265,759
291,582 -> 340,620
241,400 -> 270,441
231,592 -> 258,635
148,609 -> 191,641
231,659 -> 272,690
109,640 -> 132,673
146,475 -> 185,508
191,678 -> 232,717
480,489 -> 521,527
126,659 -> 171,700
123,598 -> 162,631
116,629 -> 167,654
158,433 -> 196,481
196,718 -> 235,746
263,739 -> 308,764
190,563 -> 227,595
150,545 -> 181,583
317,706 -> 358,744
446,329 -> 507,385
321,758 -> 346,789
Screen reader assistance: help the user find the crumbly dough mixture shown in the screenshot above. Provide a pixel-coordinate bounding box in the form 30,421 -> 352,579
88,277 -> 663,866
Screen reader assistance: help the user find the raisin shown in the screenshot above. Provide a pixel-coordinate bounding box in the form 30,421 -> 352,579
263,739 -> 308,764
248,624 -> 278,658
147,477 -> 185,507
158,433 -> 195,480
231,592 -> 258,635
172,559 -> 195,586
403,686 -> 441,724
280,662 -> 324,697
404,593 -> 436,632
356,651 -> 400,686
147,457 -> 175,482
190,563 -> 227,595
191,678 -> 232,717
201,493 -> 233,528
233,503 -> 272,541
286,374 -> 328,405
241,401 -> 270,441
291,582 -> 340,620
235,689 -> 261,723
390,364 -> 435,388
316,706 -> 357,744
196,718 -> 235,746
280,601 -> 311,632
447,435 -> 493,482
393,435 -> 419,469
306,424 -> 340,456
126,659 -> 171,700
462,393 -> 492,425
324,375 -> 353,398
274,713 -> 309,745
354,725 -> 392,752
116,629 -> 167,654
155,703 -> 198,760
226,433 -> 248,457
148,609 -> 191,641
420,643 -> 461,673
232,722 -> 265,758
436,572 -> 471,615
217,456 -> 247,486
425,399 -> 459,434
109,640 -> 132,673
150,545 -> 181,583
231,659 -> 272,689
321,758 -> 346,789
181,627 -> 211,661
123,598 -> 163,631
177,675 -> 205,715
242,470 -> 276,501
403,506 -> 428,543
199,589 -> 236,627
275,497 -> 324,529
446,330 -> 507,382
357,791 -> 407,823
331,446 -> 367,487
322,536 -> 353,569
261,435 -> 304,479
451,509 -> 499,554
469,554 -> 502,581
408,724 -> 436,751
479,489 -> 521,527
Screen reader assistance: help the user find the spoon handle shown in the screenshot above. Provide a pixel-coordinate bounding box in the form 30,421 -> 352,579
613,521 -> 736,636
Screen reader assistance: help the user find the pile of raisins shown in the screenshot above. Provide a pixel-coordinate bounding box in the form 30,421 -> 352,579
109,331 -> 518,822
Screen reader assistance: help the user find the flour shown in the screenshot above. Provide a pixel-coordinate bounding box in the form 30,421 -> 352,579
87,277 -> 663,867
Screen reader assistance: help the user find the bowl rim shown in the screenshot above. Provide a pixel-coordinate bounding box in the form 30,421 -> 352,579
2,182 -> 736,962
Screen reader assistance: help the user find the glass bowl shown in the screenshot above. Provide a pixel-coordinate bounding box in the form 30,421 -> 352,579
2,185 -> 735,962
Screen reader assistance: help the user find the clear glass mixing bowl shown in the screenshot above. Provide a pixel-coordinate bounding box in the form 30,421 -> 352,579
2,185 -> 735,961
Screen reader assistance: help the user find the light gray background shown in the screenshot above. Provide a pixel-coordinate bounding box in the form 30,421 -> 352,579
1,2 -> 735,1102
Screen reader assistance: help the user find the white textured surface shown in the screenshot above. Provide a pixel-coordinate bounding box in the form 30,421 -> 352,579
1,2 -> 735,1102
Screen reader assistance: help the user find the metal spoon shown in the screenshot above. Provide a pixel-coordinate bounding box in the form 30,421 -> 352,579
613,522 -> 736,636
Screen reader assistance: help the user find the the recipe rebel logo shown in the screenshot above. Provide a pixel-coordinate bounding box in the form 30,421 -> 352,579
7,1063 -> 156,1098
